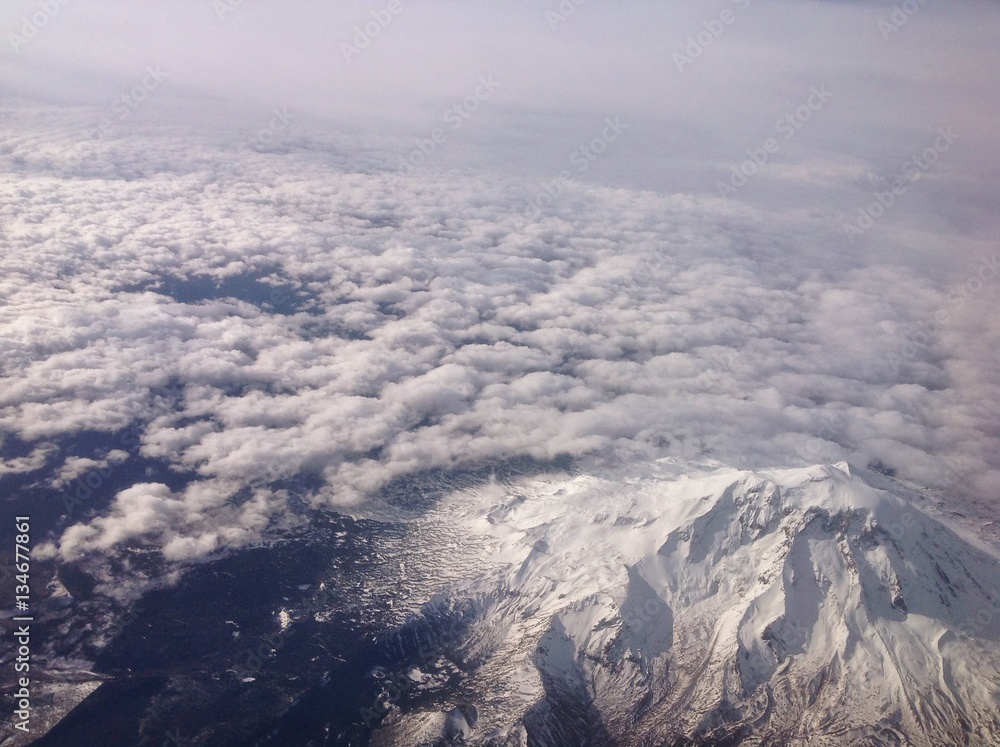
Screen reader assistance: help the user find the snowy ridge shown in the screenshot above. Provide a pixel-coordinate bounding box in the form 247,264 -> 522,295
373,462 -> 1000,746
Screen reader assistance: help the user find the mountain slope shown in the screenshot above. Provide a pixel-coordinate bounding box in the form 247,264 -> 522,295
372,462 -> 1000,746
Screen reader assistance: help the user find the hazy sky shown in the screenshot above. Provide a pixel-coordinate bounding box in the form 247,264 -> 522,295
3,1 -> 998,218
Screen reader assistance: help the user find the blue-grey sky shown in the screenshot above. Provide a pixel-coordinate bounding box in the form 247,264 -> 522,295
3,1 -> 997,216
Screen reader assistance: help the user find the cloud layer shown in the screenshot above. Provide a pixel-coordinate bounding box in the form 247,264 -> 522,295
0,102 -> 996,563
1,0 -> 998,563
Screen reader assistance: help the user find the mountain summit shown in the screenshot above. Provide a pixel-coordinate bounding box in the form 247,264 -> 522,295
373,462 -> 1000,746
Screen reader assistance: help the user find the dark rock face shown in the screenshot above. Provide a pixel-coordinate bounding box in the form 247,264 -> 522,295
9,463 -> 1000,747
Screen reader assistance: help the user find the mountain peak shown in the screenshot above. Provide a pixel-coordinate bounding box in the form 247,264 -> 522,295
373,462 -> 1000,746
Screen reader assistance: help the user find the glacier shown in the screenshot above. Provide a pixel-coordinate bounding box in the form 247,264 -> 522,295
371,461 -> 1000,747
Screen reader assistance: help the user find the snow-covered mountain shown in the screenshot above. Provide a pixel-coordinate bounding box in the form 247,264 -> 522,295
371,462 -> 1000,746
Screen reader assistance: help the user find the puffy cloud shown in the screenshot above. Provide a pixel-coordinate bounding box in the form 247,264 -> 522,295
0,443 -> 56,478
1,3 -> 997,564
49,449 -> 128,489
